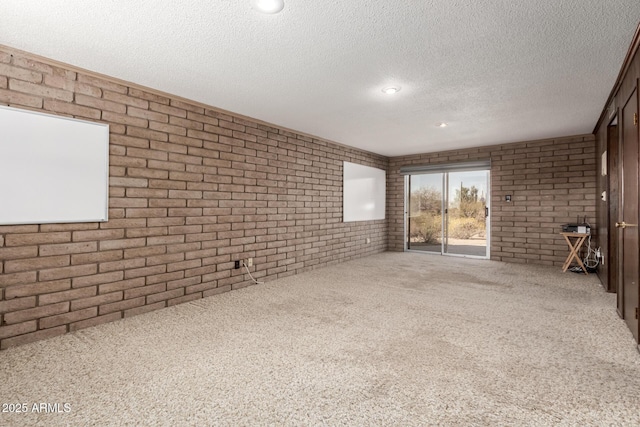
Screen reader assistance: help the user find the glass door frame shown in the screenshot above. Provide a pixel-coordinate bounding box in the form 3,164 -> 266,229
404,170 -> 491,260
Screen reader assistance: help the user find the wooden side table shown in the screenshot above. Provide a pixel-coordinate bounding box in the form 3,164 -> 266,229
560,232 -> 589,275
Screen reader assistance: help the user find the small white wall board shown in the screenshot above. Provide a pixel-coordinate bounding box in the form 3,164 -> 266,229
0,105 -> 109,225
343,161 -> 385,222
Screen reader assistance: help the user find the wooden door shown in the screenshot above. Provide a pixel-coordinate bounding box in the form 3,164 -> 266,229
620,86 -> 639,342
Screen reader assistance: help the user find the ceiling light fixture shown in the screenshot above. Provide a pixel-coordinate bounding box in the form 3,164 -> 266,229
251,0 -> 285,14
382,86 -> 401,95
437,122 -> 448,128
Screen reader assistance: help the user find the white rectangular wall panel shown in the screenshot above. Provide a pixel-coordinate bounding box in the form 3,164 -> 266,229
343,161 -> 385,222
0,105 -> 109,225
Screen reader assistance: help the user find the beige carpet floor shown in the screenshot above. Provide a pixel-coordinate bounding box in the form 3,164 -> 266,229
1,252 -> 639,426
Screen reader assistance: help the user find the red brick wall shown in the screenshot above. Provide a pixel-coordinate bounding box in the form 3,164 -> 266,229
0,47 -> 388,349
388,135 -> 597,264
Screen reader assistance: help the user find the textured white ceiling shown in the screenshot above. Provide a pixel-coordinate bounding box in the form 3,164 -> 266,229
1,1 -> 638,156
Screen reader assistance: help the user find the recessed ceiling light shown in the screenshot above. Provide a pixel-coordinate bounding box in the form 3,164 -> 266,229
437,122 -> 448,128
382,86 -> 401,95
251,0 -> 284,14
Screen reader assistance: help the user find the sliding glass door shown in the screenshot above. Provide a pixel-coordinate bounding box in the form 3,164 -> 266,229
406,168 -> 489,258
444,171 -> 489,257
407,174 -> 443,253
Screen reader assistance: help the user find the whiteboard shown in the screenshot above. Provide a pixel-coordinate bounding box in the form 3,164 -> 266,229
0,105 -> 109,225
343,161 -> 386,222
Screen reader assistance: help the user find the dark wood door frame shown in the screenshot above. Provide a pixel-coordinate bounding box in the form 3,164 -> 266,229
607,120 -> 620,299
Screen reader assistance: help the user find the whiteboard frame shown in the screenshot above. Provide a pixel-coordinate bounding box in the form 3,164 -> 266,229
343,161 -> 386,222
0,105 -> 109,225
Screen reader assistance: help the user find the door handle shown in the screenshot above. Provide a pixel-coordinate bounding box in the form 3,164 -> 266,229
485,206 -> 489,218
615,221 -> 638,229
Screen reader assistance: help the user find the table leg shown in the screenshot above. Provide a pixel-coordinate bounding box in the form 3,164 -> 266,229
561,235 -> 588,275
